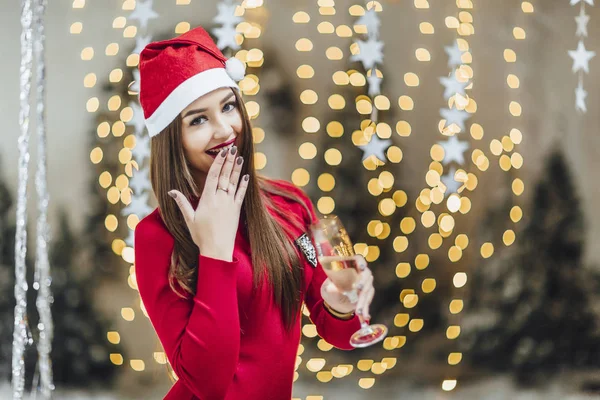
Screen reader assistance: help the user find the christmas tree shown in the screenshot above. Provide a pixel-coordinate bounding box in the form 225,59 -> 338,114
461,148 -> 600,383
46,209 -> 122,387
0,158 -> 16,381
0,154 -> 121,388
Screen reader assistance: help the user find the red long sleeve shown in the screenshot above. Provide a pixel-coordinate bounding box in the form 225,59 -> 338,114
134,211 -> 240,400
133,179 -> 360,399
280,182 -> 362,350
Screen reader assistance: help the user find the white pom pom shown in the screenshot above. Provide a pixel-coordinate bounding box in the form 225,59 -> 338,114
225,57 -> 246,82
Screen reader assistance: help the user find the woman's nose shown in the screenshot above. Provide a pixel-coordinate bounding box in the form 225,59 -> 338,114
213,119 -> 233,139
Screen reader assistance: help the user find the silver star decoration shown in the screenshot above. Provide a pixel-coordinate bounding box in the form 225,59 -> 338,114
213,2 -> 243,26
575,7 -> 590,37
367,73 -> 382,97
355,9 -> 381,38
351,37 -> 384,70
212,24 -> 240,51
358,135 -> 392,162
132,133 -> 151,163
438,135 -> 470,165
568,40 -> 596,73
127,101 -> 146,135
130,69 -> 140,93
575,79 -> 588,113
128,0 -> 158,31
439,72 -> 468,100
441,166 -> 461,196
444,40 -> 465,68
125,228 -> 135,247
122,193 -> 153,218
129,166 -> 151,195
440,108 -> 471,132
133,34 -> 152,55
570,0 -> 593,5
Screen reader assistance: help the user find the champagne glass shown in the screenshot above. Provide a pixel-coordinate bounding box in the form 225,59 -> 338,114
309,214 -> 388,348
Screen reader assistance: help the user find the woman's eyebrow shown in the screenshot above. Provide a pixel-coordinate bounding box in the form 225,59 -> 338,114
182,92 -> 236,118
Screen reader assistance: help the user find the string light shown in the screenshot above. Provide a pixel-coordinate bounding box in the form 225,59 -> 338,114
72,0 -> 533,390
291,3 -> 331,386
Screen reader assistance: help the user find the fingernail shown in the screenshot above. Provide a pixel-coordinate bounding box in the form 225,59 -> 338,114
220,148 -> 227,157
168,191 -> 177,199
236,157 -> 243,165
356,283 -> 364,291
231,146 -> 237,155
244,174 -> 249,181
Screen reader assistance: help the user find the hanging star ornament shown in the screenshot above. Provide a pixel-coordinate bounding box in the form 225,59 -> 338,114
351,37 -> 384,70
444,40 -> 465,68
132,133 -> 151,163
367,72 -> 382,97
212,24 -> 240,51
213,1 -> 243,26
438,135 -> 470,165
122,193 -> 153,218
440,108 -> 471,132
127,101 -> 146,135
568,40 -> 596,73
441,166 -> 461,195
575,79 -> 588,113
439,73 -> 468,100
355,9 -> 381,38
128,0 -> 158,31
358,135 -> 392,162
133,34 -> 152,55
129,166 -> 151,195
130,69 -> 141,93
125,228 -> 136,247
570,0 -> 593,5
575,6 -> 590,37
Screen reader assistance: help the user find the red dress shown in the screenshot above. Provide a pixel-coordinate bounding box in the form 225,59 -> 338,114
134,179 -> 361,400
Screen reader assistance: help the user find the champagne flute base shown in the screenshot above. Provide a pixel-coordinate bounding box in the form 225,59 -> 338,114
350,324 -> 388,348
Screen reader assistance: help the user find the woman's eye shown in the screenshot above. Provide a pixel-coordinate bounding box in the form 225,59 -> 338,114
224,102 -> 237,112
190,116 -> 206,126
190,103 -> 236,126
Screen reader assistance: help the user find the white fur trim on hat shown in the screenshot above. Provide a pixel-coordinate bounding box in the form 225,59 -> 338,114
225,57 -> 246,82
144,68 -> 239,137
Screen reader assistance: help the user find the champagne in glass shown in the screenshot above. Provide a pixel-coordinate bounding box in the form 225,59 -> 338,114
310,214 -> 388,348
317,255 -> 361,304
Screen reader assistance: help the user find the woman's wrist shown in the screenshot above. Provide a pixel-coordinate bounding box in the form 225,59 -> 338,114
198,245 -> 234,262
323,300 -> 355,320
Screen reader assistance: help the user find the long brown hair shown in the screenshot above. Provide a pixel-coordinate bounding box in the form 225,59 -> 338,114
149,88 -> 309,330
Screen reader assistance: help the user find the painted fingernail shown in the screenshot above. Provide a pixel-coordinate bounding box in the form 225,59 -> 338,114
220,148 -> 227,157
244,174 -> 250,181
231,146 -> 237,155
168,191 -> 177,199
236,157 -> 243,165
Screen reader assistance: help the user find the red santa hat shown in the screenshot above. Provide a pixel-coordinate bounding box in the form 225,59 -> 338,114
138,26 -> 246,137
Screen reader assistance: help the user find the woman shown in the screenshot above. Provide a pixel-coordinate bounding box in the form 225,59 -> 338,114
134,26 -> 376,400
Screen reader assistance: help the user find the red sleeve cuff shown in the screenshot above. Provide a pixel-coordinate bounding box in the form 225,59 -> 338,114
195,255 -> 239,299
312,299 -> 361,350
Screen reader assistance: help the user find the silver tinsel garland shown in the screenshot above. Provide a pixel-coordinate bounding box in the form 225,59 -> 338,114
13,0 -> 34,397
33,0 -> 54,398
13,0 -> 54,398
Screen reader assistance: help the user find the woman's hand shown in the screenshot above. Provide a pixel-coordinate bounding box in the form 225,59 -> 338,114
321,255 -> 375,321
168,146 -> 248,261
